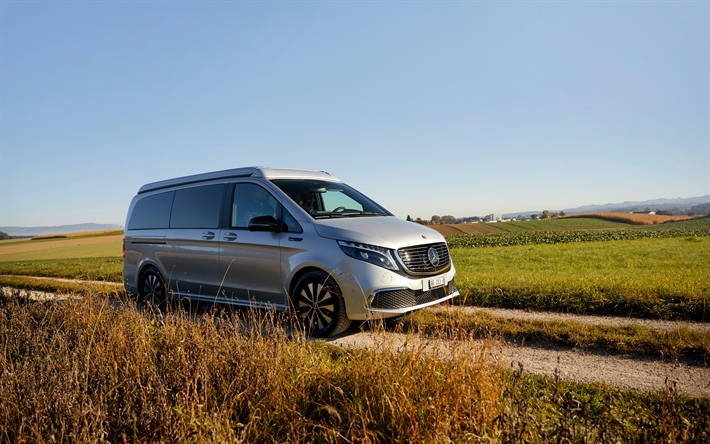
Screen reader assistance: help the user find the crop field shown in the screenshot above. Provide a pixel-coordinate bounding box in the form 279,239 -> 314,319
562,212 -> 694,225
448,223 -> 508,234
491,217 -> 632,232
445,217 -> 710,249
0,292 -> 707,442
0,240 -> 122,262
31,229 -> 124,240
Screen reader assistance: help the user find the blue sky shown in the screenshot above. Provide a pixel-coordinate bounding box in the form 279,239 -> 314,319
2,1 -> 708,226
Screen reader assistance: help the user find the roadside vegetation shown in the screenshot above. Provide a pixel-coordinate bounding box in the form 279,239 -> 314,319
0,291 -> 707,442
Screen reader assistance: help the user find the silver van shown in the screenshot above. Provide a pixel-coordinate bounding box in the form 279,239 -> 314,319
123,167 -> 458,336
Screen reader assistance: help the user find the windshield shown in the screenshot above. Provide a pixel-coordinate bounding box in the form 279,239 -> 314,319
270,179 -> 390,219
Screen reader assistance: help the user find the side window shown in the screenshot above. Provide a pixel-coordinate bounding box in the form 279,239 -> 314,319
231,183 -> 279,229
128,192 -> 174,230
282,208 -> 303,233
170,184 -> 224,229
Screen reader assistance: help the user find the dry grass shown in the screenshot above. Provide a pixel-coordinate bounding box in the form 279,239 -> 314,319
32,229 -> 124,240
562,212 -> 694,225
0,291 -> 708,442
0,291 -> 502,442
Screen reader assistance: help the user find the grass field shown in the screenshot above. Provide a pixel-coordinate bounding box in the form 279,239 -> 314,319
0,292 -> 706,442
0,257 -> 123,282
0,240 -> 121,262
452,237 -> 710,321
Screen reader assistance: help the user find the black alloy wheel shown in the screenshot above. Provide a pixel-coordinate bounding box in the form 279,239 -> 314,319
140,267 -> 167,312
293,271 -> 351,337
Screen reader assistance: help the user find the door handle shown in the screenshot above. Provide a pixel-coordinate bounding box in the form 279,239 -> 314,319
202,231 -> 215,240
223,232 -> 238,241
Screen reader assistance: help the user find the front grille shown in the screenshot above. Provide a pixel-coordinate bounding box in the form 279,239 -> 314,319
397,242 -> 450,274
370,280 -> 456,310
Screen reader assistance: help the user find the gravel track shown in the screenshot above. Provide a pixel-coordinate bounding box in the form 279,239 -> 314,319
437,305 -> 710,333
2,281 -> 709,398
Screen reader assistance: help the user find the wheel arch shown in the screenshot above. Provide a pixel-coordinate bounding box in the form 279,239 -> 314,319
287,265 -> 338,303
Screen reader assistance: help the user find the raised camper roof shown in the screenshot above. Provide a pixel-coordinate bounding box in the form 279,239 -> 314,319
137,167 -> 340,194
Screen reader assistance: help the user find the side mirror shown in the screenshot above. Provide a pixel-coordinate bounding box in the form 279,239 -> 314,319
248,215 -> 280,232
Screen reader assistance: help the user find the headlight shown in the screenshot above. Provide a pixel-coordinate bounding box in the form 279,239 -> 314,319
337,240 -> 398,271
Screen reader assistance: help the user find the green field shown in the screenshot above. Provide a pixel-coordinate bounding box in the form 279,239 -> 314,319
0,240 -> 122,262
452,237 -> 710,320
0,257 -> 123,282
493,217 -> 632,232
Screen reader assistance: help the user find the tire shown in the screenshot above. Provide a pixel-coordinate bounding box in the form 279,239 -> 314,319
293,271 -> 351,337
140,267 -> 168,312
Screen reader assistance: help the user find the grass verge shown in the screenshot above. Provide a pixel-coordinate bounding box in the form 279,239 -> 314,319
0,257 -> 123,282
402,309 -> 710,362
0,275 -> 124,297
0,291 -> 707,442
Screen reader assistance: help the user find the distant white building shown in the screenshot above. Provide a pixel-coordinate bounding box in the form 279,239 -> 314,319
483,213 -> 503,222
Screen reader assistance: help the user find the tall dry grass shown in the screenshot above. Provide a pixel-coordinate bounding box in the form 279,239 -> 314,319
0,292 -> 501,443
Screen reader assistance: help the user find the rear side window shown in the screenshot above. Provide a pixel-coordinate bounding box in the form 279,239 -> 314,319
128,192 -> 175,230
170,184 -> 224,229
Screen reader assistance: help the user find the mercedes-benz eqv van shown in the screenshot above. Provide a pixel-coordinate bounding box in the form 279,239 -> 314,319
123,167 -> 458,336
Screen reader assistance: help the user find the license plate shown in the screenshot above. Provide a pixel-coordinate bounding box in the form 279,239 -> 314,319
427,276 -> 445,290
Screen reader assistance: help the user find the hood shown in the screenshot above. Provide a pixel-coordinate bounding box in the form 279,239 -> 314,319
313,216 -> 446,249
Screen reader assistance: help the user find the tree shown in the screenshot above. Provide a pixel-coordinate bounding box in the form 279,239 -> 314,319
645,206 -> 652,212
431,215 -> 441,224
521,217 -> 527,221
560,211 -> 566,216
656,209 -> 673,216
531,214 -> 538,220
0,231 -> 9,240
443,215 -> 457,224
541,210 -> 551,219
552,212 -> 559,218
406,215 -> 412,222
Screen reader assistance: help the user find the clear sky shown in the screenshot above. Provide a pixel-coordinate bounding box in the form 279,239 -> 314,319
2,1 -> 708,227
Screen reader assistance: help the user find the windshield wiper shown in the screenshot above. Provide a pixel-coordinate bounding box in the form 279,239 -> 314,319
313,214 -> 346,219
340,212 -> 387,217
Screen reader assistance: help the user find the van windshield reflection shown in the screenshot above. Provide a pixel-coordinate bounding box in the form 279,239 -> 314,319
269,179 -> 389,218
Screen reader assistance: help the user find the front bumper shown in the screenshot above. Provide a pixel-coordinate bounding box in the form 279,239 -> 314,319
334,256 -> 458,320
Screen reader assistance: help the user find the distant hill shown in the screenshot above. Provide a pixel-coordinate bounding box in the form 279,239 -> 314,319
503,195 -> 709,218
0,223 -> 124,237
